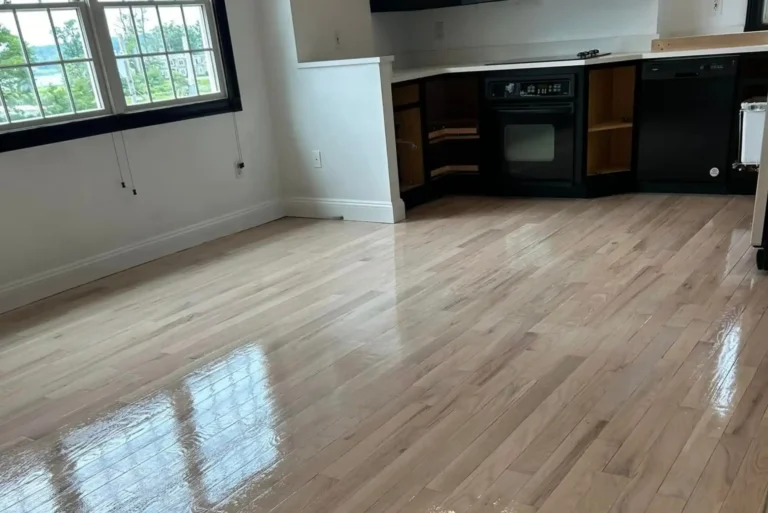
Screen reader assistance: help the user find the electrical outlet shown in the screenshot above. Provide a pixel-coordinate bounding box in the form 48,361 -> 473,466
235,161 -> 244,178
312,150 -> 322,169
434,21 -> 445,41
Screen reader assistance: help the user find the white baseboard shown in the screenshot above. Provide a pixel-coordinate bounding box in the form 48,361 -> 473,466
284,197 -> 400,224
0,200 -> 285,315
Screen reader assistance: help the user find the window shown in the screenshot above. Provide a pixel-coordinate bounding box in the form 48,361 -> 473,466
0,3 -> 106,127
746,0 -> 768,31
0,0 -> 237,138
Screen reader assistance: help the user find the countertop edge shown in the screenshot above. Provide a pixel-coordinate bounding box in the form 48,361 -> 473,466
298,55 -> 395,70
391,45 -> 768,83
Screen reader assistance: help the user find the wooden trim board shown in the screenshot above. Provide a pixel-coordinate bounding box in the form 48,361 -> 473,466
652,31 -> 768,52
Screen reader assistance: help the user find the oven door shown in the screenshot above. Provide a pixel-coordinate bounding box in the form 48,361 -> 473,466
491,103 -> 575,181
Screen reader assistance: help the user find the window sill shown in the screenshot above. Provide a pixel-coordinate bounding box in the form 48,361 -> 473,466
0,95 -> 242,154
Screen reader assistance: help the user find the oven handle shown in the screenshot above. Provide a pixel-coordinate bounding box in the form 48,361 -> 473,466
496,104 -> 574,115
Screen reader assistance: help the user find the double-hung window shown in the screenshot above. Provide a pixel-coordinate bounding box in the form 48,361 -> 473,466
0,0 -> 237,143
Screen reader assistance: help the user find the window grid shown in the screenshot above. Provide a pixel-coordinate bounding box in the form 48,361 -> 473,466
11,9 -> 45,120
0,3 -> 106,128
47,8 -> 78,113
0,0 -> 225,133
101,1 -> 222,109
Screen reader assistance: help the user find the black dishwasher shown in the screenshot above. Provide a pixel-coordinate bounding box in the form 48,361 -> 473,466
637,57 -> 737,189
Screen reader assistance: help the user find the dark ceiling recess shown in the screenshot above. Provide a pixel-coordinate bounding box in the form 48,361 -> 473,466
746,0 -> 768,31
370,0 -> 505,13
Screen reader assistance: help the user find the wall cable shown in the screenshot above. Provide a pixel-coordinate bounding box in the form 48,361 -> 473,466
232,111 -> 244,165
110,133 -> 127,189
120,132 -> 138,195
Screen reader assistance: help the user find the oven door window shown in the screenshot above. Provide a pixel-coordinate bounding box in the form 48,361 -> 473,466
504,124 -> 556,163
491,105 -> 575,182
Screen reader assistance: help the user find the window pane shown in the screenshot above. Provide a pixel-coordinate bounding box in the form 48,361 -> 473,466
168,53 -> 196,98
159,6 -> 187,52
51,9 -> 87,60
133,7 -> 164,54
65,62 -> 100,112
0,12 -> 27,65
0,67 -> 41,121
116,57 -> 149,105
182,6 -> 211,50
143,55 -> 173,101
33,64 -> 74,116
0,96 -> 7,124
105,8 -> 139,56
191,51 -> 218,95
17,10 -> 58,64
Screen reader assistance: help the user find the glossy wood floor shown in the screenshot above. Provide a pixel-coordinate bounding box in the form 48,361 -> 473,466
1,194 -> 767,513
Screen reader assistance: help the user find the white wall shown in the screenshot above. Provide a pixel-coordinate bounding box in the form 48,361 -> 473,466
373,0 -> 660,66
657,0 -> 747,36
259,0 -> 404,224
290,0 -> 378,62
0,0 -> 282,313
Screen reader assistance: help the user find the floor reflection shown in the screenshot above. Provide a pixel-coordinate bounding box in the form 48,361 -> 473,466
0,344 -> 278,512
188,345 -> 278,505
0,448 -> 56,512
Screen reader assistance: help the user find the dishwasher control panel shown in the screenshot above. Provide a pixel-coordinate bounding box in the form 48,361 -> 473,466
643,57 -> 737,80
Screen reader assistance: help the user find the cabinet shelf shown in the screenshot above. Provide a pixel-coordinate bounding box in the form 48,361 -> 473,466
588,121 -> 633,133
587,66 -> 636,177
590,166 -> 630,175
431,165 -> 479,178
428,127 -> 478,140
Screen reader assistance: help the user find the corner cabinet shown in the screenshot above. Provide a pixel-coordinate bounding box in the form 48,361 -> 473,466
583,64 -> 639,196
393,76 -> 482,208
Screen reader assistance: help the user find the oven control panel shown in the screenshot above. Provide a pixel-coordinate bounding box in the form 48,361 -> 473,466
487,78 -> 573,99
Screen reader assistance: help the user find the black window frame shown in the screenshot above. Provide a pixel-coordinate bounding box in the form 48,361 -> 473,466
746,0 -> 768,31
0,0 -> 241,154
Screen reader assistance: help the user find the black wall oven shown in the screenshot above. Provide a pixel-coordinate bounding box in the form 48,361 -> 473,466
483,73 -> 579,189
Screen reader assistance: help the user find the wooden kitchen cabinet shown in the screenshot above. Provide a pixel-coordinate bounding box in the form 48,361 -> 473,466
392,76 -> 482,208
424,76 -> 481,180
392,82 -> 430,206
586,65 -> 636,177
394,107 -> 426,192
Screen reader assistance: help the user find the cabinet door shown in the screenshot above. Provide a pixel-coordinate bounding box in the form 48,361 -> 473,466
394,107 -> 425,192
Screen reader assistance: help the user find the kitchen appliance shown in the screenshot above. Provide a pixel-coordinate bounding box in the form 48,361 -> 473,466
734,100 -> 766,171
637,57 -> 738,189
752,99 -> 768,270
483,74 -> 577,185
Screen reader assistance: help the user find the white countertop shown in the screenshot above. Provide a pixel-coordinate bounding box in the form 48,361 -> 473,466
391,44 -> 768,83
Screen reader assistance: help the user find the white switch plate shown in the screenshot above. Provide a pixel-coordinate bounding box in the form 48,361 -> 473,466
312,150 -> 322,168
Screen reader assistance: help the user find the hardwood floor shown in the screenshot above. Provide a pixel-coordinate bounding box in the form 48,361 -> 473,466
0,194 -> 766,513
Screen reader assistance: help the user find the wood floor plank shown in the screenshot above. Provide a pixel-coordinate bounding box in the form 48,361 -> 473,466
607,407 -> 701,513
0,195 -> 764,513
